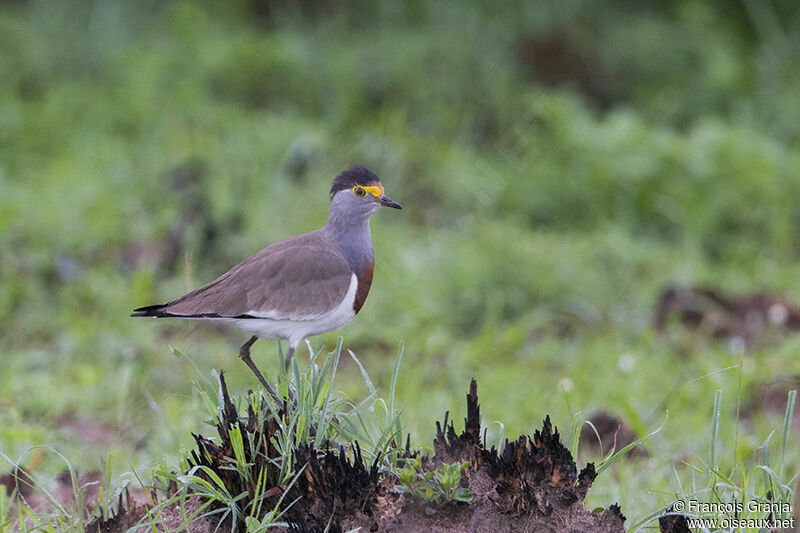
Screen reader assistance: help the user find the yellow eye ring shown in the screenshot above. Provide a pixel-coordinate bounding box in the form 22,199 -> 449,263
352,184 -> 385,198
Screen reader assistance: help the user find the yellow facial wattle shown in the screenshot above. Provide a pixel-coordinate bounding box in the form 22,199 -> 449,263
353,184 -> 385,198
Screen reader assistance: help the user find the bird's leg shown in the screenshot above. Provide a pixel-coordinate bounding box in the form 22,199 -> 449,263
239,336 -> 282,403
279,343 -> 298,404
284,345 -> 295,371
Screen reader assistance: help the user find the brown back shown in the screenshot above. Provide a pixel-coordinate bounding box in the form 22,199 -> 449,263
156,230 -> 354,320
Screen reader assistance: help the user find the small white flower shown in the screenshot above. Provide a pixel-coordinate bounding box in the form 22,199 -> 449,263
768,303 -> 789,325
617,353 -> 635,373
727,336 -> 746,354
558,378 -> 574,392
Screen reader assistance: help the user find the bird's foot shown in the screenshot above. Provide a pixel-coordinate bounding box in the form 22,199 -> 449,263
238,336 -> 282,404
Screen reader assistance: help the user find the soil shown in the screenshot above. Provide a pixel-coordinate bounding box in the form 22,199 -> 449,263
653,285 -> 800,348
741,375 -> 800,436
579,410 -> 647,458
57,412 -> 118,446
658,509 -> 691,533
7,379 -> 634,532
0,467 -> 103,516
91,496 -> 221,533
82,379 -> 627,532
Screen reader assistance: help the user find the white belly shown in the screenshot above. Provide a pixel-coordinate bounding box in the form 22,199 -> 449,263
226,273 -> 358,347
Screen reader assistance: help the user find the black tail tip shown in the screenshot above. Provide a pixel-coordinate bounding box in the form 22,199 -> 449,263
131,304 -> 167,318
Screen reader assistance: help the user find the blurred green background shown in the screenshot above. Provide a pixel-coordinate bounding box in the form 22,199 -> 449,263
1,0 -> 799,526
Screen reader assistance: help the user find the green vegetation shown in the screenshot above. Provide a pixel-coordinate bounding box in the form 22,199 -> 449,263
1,341 -> 405,531
141,342 -> 402,532
1,0 -> 799,530
394,459 -> 474,514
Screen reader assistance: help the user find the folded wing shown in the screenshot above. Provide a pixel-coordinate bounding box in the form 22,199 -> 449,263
132,232 -> 354,321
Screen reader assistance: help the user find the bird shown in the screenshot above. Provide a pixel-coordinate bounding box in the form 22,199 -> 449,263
132,165 -> 402,394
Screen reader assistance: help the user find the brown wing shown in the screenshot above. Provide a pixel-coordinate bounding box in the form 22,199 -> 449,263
133,231 -> 354,321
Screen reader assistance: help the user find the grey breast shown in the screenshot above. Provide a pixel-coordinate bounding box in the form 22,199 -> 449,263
161,230 -> 355,320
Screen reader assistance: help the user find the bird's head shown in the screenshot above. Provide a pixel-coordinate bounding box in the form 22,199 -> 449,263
329,165 -> 402,220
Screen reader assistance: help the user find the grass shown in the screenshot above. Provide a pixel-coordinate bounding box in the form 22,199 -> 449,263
2,339 -> 406,531
2,340 -> 796,531
1,0 -> 799,530
626,372 -> 798,531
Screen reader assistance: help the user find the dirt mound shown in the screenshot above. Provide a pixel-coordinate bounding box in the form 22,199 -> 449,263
579,410 -> 647,458
659,508 -> 691,533
89,378 -> 625,532
0,466 -> 106,520
741,375 -> 800,433
405,381 -> 624,532
653,286 -> 800,348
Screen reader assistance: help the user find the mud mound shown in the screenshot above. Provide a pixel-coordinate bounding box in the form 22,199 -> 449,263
741,376 -> 800,434
579,410 -> 647,458
89,378 -> 625,532
653,286 -> 800,348
286,443 -> 381,531
399,380 -> 625,532
658,506 -> 691,533
0,466 -> 108,521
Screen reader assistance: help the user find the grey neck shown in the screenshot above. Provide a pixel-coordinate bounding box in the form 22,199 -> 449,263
323,214 -> 374,272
